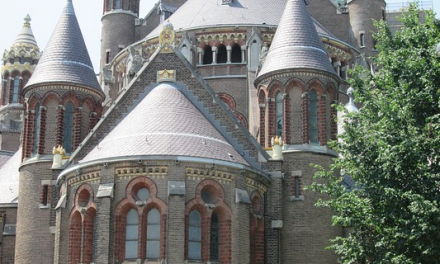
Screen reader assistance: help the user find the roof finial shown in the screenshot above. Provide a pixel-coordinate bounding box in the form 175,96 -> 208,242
345,87 -> 358,112
24,14 -> 31,25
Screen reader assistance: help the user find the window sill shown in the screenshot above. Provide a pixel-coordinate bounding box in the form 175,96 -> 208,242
39,203 -> 51,209
289,195 -> 304,202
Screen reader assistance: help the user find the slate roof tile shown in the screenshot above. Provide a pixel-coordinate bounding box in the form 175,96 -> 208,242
257,0 -> 338,79
81,83 -> 249,166
24,1 -> 102,94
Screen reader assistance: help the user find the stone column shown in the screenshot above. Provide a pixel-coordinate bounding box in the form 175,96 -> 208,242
197,47 -> 204,64
212,46 -> 218,64
226,45 -> 232,63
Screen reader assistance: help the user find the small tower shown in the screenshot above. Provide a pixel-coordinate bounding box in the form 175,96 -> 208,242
0,15 -> 40,151
254,0 -> 343,262
15,1 -> 104,263
100,0 -> 140,72
347,0 -> 386,67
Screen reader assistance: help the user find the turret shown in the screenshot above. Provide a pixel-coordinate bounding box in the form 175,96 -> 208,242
254,0 -> 343,262
15,1 -> 104,263
254,0 -> 340,148
100,0 -> 140,72
0,15 -> 40,151
347,0 -> 386,67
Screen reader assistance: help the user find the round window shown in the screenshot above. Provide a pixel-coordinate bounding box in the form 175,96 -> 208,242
137,188 -> 150,201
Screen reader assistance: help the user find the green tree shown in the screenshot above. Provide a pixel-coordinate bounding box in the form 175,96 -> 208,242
310,5 -> 440,263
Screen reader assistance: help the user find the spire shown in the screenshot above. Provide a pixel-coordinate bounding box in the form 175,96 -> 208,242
13,15 -> 38,47
24,0 -> 103,95
256,0 -> 337,82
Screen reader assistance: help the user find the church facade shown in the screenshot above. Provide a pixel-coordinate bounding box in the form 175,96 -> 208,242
0,0 -> 385,263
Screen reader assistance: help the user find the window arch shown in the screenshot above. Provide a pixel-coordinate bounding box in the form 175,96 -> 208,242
275,92 -> 283,137
12,76 -> 19,103
185,179 -> 231,263
69,184 -> 96,264
125,209 -> 139,259
217,44 -> 227,63
146,208 -> 160,259
231,43 -> 242,63
308,89 -> 319,144
115,177 -> 167,262
203,46 -> 213,64
33,103 -> 41,155
188,210 -> 202,260
63,102 -> 74,153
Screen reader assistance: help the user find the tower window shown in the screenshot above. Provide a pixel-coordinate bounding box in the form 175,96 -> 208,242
276,92 -> 283,137
42,185 -> 49,205
231,43 -> 242,63
106,51 -> 110,64
308,90 -> 319,144
359,32 -> 365,47
217,45 -> 227,63
33,103 -> 41,155
12,76 -> 19,103
63,102 -> 74,153
114,0 -> 121,9
203,46 -> 213,65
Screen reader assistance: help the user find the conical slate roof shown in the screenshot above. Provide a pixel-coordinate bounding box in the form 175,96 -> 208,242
13,15 -> 38,47
24,0 -> 102,94
256,0 -> 337,81
80,83 -> 249,166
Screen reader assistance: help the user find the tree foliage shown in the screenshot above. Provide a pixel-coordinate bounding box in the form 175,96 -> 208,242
309,5 -> 440,263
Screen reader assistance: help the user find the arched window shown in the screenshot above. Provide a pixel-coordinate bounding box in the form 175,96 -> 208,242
115,0 -> 121,9
203,46 -> 213,64
217,45 -> 227,63
63,102 -> 74,153
146,208 -> 160,259
276,92 -> 283,137
125,209 -> 139,259
12,76 -> 19,103
308,90 -> 319,144
210,212 -> 219,261
33,103 -> 40,155
188,210 -> 202,260
231,44 -> 242,63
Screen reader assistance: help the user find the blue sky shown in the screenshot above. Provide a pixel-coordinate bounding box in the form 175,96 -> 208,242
0,0 -> 439,74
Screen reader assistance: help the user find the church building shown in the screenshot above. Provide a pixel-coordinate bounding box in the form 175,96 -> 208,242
0,0 -> 384,263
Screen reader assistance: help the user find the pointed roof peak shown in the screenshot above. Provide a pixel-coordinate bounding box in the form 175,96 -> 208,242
24,0 -> 103,97
63,0 -> 75,16
256,0 -> 337,82
13,14 -> 38,47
